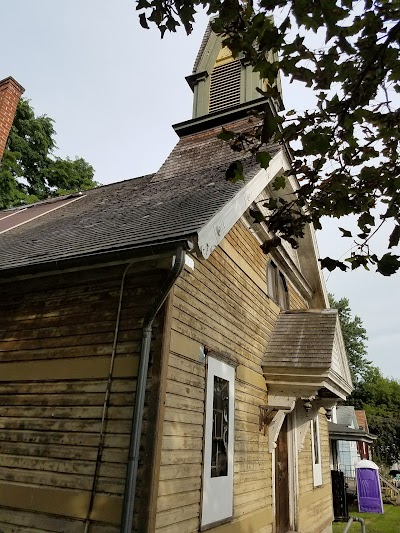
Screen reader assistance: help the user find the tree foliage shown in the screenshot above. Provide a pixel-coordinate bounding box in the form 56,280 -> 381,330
330,293 -> 400,464
136,0 -> 400,275
0,99 -> 97,209
328,294 -> 370,386
354,366 -> 400,465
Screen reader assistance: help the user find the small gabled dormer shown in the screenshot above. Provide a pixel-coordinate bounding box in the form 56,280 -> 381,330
186,23 -> 282,119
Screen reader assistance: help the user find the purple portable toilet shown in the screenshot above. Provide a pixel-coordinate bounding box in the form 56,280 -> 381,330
356,459 -> 384,513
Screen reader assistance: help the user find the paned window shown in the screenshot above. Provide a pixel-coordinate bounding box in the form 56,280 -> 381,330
267,261 -> 289,309
201,357 -> 235,528
311,415 -> 323,487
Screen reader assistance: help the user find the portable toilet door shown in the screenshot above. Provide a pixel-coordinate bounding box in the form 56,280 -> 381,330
356,459 -> 384,513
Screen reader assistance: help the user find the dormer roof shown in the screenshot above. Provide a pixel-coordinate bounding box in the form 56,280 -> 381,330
262,309 -> 353,399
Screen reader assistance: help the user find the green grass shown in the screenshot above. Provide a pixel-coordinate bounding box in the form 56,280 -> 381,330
332,504 -> 400,533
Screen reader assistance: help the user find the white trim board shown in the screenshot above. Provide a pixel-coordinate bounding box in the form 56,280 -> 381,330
197,149 -> 286,259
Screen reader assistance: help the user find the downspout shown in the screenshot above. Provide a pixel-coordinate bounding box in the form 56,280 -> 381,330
120,247 -> 186,533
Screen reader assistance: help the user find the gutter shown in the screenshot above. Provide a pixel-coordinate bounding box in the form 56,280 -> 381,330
0,238 -> 193,281
120,247 -> 186,533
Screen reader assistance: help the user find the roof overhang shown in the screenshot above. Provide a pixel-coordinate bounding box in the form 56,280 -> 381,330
173,97 -> 269,138
262,310 -> 353,401
0,238 -> 194,282
328,422 -> 377,444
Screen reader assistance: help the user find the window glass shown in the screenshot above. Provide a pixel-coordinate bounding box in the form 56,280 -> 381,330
312,418 -> 320,465
212,376 -> 229,477
311,415 -> 323,486
267,261 -> 289,310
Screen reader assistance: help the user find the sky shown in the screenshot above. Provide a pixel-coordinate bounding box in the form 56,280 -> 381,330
1,0 -> 399,379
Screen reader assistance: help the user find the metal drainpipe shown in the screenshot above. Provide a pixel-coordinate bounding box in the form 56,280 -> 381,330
120,247 -> 186,533
343,517 -> 366,533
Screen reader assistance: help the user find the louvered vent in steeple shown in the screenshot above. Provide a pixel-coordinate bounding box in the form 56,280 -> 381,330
209,60 -> 241,114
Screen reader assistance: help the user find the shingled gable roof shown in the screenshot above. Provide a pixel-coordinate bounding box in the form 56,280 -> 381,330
262,309 -> 353,399
0,117 -> 281,276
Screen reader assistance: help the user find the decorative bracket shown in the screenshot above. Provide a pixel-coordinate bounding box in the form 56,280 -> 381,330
259,406 -> 276,435
259,394 -> 296,453
296,397 -> 339,452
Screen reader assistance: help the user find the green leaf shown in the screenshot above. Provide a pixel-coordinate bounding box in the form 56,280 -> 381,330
272,175 -> 286,190
358,213 -> 375,231
136,0 -> 151,10
139,13 -> 149,29
225,160 -> 244,183
218,127 -> 235,141
339,227 -> 352,238
389,225 -> 400,249
260,114 -> 278,143
260,236 -> 281,254
249,208 -> 265,223
264,198 -> 278,210
376,254 -> 400,276
320,257 -> 348,272
256,151 -> 272,169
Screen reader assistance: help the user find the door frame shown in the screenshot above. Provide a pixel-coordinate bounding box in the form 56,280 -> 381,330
272,410 -> 298,533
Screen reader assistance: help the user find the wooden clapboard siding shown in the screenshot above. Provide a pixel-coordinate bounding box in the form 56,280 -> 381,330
298,411 -> 333,533
0,506 -> 119,533
0,262 -> 167,530
154,221 -> 307,533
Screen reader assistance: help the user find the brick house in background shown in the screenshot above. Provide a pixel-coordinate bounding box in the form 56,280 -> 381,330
0,76 -> 24,161
355,410 -> 372,460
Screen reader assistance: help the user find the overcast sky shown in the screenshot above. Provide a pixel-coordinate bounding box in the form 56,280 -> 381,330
2,0 -> 399,379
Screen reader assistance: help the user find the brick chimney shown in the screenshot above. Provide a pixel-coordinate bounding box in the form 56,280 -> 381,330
0,77 -> 25,162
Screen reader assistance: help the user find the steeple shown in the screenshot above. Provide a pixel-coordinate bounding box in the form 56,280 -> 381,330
185,23 -> 282,120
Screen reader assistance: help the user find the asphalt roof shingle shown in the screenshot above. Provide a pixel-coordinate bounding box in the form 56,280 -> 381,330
262,309 -> 340,368
0,120 -> 279,274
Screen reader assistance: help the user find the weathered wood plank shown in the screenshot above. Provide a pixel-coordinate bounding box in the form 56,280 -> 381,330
163,407 -> 204,426
163,422 -> 203,438
158,464 -> 201,481
161,436 -> 203,451
158,477 -> 201,497
157,490 -> 199,512
155,503 -> 199,529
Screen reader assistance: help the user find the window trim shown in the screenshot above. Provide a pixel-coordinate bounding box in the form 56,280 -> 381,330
267,260 -> 289,309
201,356 -> 235,529
311,415 -> 323,487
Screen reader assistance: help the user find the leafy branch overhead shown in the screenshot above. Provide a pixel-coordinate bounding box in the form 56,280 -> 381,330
136,0 -> 400,275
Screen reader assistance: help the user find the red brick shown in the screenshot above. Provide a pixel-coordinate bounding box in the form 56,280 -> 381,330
0,77 -> 25,162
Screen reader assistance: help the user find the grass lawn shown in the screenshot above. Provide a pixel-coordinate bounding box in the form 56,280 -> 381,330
332,504 -> 400,532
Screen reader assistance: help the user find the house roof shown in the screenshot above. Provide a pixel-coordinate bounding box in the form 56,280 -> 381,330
192,22 -> 212,73
0,119 -> 280,276
355,410 -> 369,432
263,309 -> 339,368
328,422 -> 377,444
262,309 -> 353,399
336,405 -> 358,427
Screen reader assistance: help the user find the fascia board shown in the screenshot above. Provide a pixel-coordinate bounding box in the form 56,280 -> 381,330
333,316 -> 353,388
197,149 -> 286,259
262,370 -> 351,400
308,222 -> 330,307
